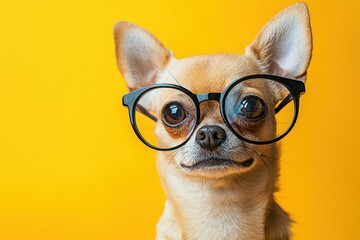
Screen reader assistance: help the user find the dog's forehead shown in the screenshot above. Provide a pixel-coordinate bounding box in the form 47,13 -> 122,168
163,54 -> 262,93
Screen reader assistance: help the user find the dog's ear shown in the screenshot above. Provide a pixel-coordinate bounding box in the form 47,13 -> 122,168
114,21 -> 172,91
246,3 -> 312,81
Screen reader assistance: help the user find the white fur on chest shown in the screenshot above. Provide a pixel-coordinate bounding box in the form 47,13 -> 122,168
157,164 -> 268,240
179,197 -> 267,240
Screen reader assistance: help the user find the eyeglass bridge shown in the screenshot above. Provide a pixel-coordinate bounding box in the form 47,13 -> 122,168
197,93 -> 221,103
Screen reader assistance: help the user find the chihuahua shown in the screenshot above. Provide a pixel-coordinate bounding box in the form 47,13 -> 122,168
114,2 -> 312,240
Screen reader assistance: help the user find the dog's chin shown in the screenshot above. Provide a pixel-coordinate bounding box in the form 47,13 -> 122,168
179,157 -> 256,178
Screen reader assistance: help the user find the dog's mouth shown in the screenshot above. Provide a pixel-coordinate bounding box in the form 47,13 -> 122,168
180,157 -> 254,171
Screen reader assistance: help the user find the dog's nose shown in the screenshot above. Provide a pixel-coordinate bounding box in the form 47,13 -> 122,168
195,125 -> 226,151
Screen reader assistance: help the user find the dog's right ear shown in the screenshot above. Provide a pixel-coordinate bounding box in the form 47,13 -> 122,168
114,21 -> 172,91
246,3 -> 312,81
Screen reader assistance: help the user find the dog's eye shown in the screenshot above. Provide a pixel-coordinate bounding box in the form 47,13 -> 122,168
162,103 -> 187,127
238,96 -> 266,120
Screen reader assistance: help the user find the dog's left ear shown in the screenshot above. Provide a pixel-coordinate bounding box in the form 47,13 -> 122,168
246,2 -> 312,81
114,21 -> 172,91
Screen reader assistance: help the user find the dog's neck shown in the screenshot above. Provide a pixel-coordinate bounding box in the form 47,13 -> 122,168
157,156 -> 277,240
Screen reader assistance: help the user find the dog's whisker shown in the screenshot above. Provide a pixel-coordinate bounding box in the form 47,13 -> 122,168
163,148 -> 182,179
165,68 -> 182,87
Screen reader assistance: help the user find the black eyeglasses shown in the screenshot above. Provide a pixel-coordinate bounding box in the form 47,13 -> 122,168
122,74 -> 305,151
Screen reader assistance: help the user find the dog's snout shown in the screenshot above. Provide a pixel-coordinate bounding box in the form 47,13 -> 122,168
195,125 -> 226,151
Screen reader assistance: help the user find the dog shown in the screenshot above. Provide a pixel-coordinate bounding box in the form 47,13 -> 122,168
114,2 -> 312,240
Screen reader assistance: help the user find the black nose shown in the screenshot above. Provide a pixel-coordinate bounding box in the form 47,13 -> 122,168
195,125 -> 226,151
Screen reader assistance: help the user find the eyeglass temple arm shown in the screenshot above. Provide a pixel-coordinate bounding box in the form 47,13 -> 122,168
136,105 -> 158,122
275,94 -> 293,114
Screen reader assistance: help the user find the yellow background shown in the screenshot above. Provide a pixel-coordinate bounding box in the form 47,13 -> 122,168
1,0 -> 359,239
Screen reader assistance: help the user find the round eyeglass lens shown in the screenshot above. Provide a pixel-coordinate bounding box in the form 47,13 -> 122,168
224,78 -> 296,143
134,87 -> 197,150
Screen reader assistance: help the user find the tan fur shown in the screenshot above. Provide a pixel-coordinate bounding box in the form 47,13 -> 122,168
114,2 -> 312,240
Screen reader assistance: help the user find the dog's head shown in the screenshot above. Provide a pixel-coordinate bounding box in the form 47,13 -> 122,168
115,3 -> 312,179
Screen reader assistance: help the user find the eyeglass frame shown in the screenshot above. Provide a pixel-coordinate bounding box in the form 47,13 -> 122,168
122,74 -> 306,151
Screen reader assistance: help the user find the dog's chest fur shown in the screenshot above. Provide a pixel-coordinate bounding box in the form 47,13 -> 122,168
156,158 -> 272,240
